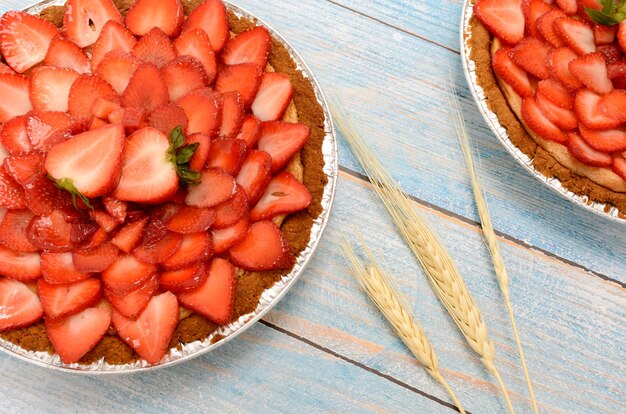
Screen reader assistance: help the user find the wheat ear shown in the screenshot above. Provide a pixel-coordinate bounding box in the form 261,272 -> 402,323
340,235 -> 466,414
332,100 -> 516,413
448,79 -> 539,414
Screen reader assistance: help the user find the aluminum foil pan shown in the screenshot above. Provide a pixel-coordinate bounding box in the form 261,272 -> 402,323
0,0 -> 339,373
460,0 -> 623,221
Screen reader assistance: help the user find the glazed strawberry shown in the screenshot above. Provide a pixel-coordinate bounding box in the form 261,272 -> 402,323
579,125 -> 626,152
215,63 -> 263,107
161,56 -> 208,101
213,187 -> 248,229
177,258 -> 234,324
102,254 -> 156,293
63,0 -> 122,48
219,92 -> 245,138
492,48 -> 532,98
177,90 -> 223,135
612,155 -> 626,180
104,275 -> 158,319
536,79 -> 573,109
236,150 -> 273,205
212,217 -> 249,254
27,210 -> 73,252
45,301 -> 112,364
96,51 -> 141,95
23,175 -> 60,216
0,245 -> 40,281
122,62 -> 169,112
45,124 -> 125,198
510,37 -> 551,80
133,231 -> 182,265
38,278 -> 101,319
173,28 -> 217,85
111,217 -> 148,253
159,262 -> 207,292
593,24 -> 616,45
222,26 -> 272,69
86,227 -> 109,248
91,21 -> 137,71
186,168 -> 237,208
257,122 -> 310,172
527,0 -> 553,39
166,205 -> 216,233
597,45 -> 622,64
126,0 -> 183,37
187,133 -> 211,171
131,27 -> 177,68
574,89 -> 621,129
549,47 -> 584,90
3,153 -> 43,185
89,210 -> 119,233
598,89 -> 626,122
236,115 -> 262,147
250,173 -> 311,222
0,74 -> 33,123
0,11 -> 58,73
102,197 -> 126,222
207,138 -> 247,176
474,0 -> 525,45
0,277 -> 43,331
41,252 -> 91,285
537,10 -> 566,48
229,220 -> 293,271
112,291 -> 178,364
68,75 -> 119,121
161,232 -> 212,271
566,132 -> 612,167
554,17 -> 596,56
182,0 -> 229,52
70,218 -> 99,246
26,111 -> 72,151
569,52 -> 612,94
521,96 -> 567,142
0,210 -> 36,253
535,92 -> 578,130
252,73 -> 295,122
72,242 -> 119,273
0,169 -> 26,209
44,35 -> 90,74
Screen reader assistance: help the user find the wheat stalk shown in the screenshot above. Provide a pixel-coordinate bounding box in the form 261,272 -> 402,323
332,100 -> 516,413
448,79 -> 539,414
340,235 -> 466,414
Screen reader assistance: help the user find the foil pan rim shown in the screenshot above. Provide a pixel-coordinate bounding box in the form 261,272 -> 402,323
0,0 -> 339,374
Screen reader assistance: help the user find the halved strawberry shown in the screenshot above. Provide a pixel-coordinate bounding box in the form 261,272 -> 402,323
63,0 -> 122,48
0,116 -> 31,155
159,261 -> 207,292
612,155 -> 626,180
26,111 -> 72,151
554,17 -> 596,56
174,28 -> 217,85
95,51 -> 141,95
527,0 -> 553,39
177,258 -> 234,324
250,173 -> 311,222
537,79 -> 573,109
45,124 -> 125,198
112,291 -> 178,364
111,217 -> 148,253
549,47 -> 584,90
104,274 -> 157,319
44,35 -> 90,74
257,122 -> 310,172
91,21 -> 137,71
574,89 -> 622,129
251,72 -> 294,122
72,242 -> 119,273
509,37 -> 551,79
121,62 -> 169,112
535,92 -> 578,130
0,11 -> 58,73
0,245 -> 40,281
215,63 -> 263,107
207,138 -> 247,176
521,96 -> 567,142
27,210 -> 73,252
236,115 -> 261,147
222,26 -> 272,69
219,91 -> 245,138
236,150 -> 273,205
131,27 -> 177,68
474,0 -> 525,45
597,44 -> 622,64
0,210 -> 36,253
41,252 -> 90,285
579,125 -> 626,152
0,277 -> 43,331
38,278 -> 101,319
0,74 -> 32,123
593,24 -> 616,45
102,254 -> 156,293
23,175 -> 60,216
569,52 -> 612,95
187,133 -> 211,171
0,168 -> 26,209
566,131 -> 612,167
148,103 -> 188,135
68,75 -> 119,121
166,205 -> 215,233
212,217 -> 249,254
537,9 -> 566,48
213,186 -> 248,229
182,0 -> 229,52
29,67 -> 78,113
161,232 -> 212,271
126,0 -> 183,37
598,89 -> 626,122
229,220 -> 293,271
186,168 -> 237,208
492,48 -> 532,98
3,152 -> 43,185
161,55 -> 208,101
176,89 -> 222,135
45,301 -> 111,364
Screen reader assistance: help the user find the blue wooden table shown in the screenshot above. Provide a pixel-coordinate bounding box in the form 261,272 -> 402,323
1,1 -> 625,413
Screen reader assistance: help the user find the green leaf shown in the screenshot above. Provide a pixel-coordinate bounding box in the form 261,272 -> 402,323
586,8 -> 620,25
176,143 -> 200,165
176,166 -> 201,185
586,0 -> 626,25
48,176 -> 93,210
169,126 -> 185,150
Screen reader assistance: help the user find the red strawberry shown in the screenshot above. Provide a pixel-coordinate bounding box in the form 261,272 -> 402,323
45,301 -> 111,364
41,252 -> 90,285
492,48 -> 532,98
89,210 -> 119,233
593,24 -> 616,45
186,168 -> 237,208
220,91 -> 245,138
579,125 -> 626,152
236,115 -> 261,147
113,127 -> 179,203
537,9 -> 566,48
29,67 -> 79,113
554,17 -> 595,56
63,0 -> 122,48
174,28 -> 217,85
166,205 -> 215,233
222,26 -> 272,69
102,254 -> 156,293
0,11 -> 58,73
3,152 -> 43,185
212,217 -> 249,254
125,0 -> 183,37
213,186 -> 248,229
0,168 -> 26,209
112,291 -> 178,364
229,220 -> 293,271
159,261 -> 207,292
121,62 -> 169,112
38,278 -> 101,319
108,107 -> 125,124
176,89 -> 222,135
133,231 -> 182,265
148,103 -> 188,135
143,207 -> 177,245
618,20 -> 626,54
251,73 -> 294,122
535,92 -> 578,130
236,150 -> 273,205
574,88 -> 622,129
72,242 -> 119,272
215,63 -> 263,107
250,173 -> 311,222
27,210 -> 73,252
161,232 -> 212,271
23,175 -> 60,216
91,21 -> 137,71
0,116 -> 31,155
527,0 -> 553,39
0,277 -> 43,331
597,44 -> 622,64
87,227 -> 109,248
555,0 -> 577,14
68,75 -> 119,122
0,245 -> 40,281
45,124 -> 125,198
207,138 -> 247,176
187,133 -> 211,171
537,79 -> 573,109
549,47 -> 584,90
70,218 -> 99,246
111,217 -> 148,253
131,27 -> 177,68
161,55 -> 208,101
104,275 -> 157,319
102,197 -> 126,222
566,131 -> 612,167
177,258 -> 234,324
474,0 -> 525,45
96,51 -> 141,95
0,74 -> 32,123
44,35 -> 90,74
0,210 -> 36,253
521,96 -> 567,142
257,122 -> 310,172
91,96 -> 122,119
182,0 -> 229,52
122,106 -> 148,134
569,52 -> 612,95
599,89 -> 626,122
510,37 -> 552,79
612,155 -> 626,180
0,63 -> 13,74
26,111 -> 72,151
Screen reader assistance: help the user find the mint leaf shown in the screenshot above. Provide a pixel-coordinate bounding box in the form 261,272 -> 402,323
48,176 -> 93,210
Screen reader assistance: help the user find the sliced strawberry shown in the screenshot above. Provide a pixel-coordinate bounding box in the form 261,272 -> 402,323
215,63 -> 263,107
126,0 -> 183,37
95,51 -> 141,95
45,124 -> 124,198
121,62 -> 169,112
521,96 -> 567,142
187,133 -> 211,171
63,0 -> 122,48
38,278 -> 101,319
229,220 -> 293,271
569,52 -> 612,95
257,122 -> 310,172
527,0 -> 553,39
474,0 -> 525,45
143,206 -> 177,245
250,173 -> 311,222
612,155 -> 626,181
555,0 -> 577,14
593,24 -> 616,45
252,72 -> 294,122
549,47 -> 584,90
26,111 -> 72,151
0,11 -> 58,73
45,301 -> 111,364
213,186 -> 248,229
186,168 -> 237,208
27,210 -> 73,252
176,90 -> 222,135
182,0 -> 229,52
29,67 -> 78,113
0,245 -> 40,281
492,48 -> 532,98
222,26 -> 271,69
104,274 -> 157,320
68,75 -> 119,121
111,217 -> 148,253
102,254 -> 156,293
159,261 -> 207,292
87,227 -> 109,248
148,103 -> 188,135
70,218 -> 99,246
161,232 -> 212,271
0,277 -> 43,331
0,116 -> 31,155
574,88 -> 622,129
177,258 -> 234,324
236,150 -> 273,205
598,89 -> 626,123
166,205 -> 215,233
0,74 -> 32,123
44,35 -> 90,74
91,21 -> 137,70
112,291 -> 178,364
161,55 -> 207,101
23,175 -> 59,216
207,138 -> 247,176
236,115 -> 262,147
618,20 -> 626,54
565,131 -> 612,167
510,37 -> 551,79
122,106 -> 148,134
108,107 -> 125,124
537,9 -> 566,48
3,152 -> 43,185
131,27 -> 176,68
89,210 -> 119,233
133,231 -> 182,265
535,92 -> 578,130
0,63 -> 13,74
0,168 -> 26,209
0,210 -> 36,253
174,28 -> 217,85
90,96 -> 122,119
101,197 -> 126,222
537,79 -> 573,109
219,91 -> 245,138
212,217 -> 249,254
41,252 -> 90,285
597,44 -> 622,64
579,125 -> 626,152
72,242 -> 119,273
554,17 -> 595,56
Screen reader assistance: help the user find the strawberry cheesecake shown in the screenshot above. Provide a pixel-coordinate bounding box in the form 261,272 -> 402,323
470,0 -> 626,214
0,0 -> 328,366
